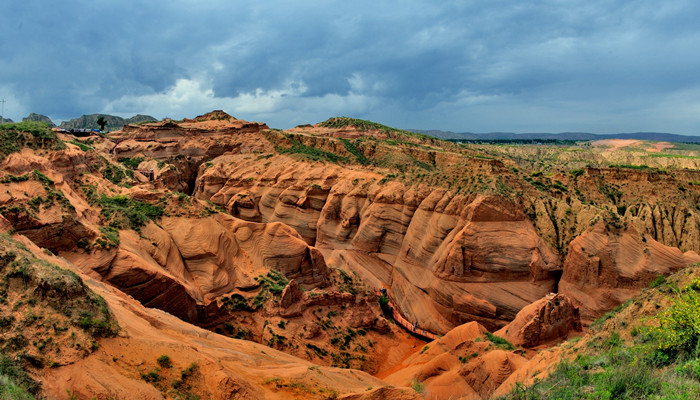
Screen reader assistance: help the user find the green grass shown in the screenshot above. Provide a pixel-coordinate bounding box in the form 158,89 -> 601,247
0,356 -> 39,397
339,138 -> 369,165
0,374 -> 34,399
118,157 -> 145,169
275,136 -> 344,163
0,236 -> 119,397
644,153 -> 699,160
69,140 -> 93,152
484,332 -> 515,350
0,121 -> 65,158
409,378 -> 425,395
649,274 -> 667,288
590,299 -> 633,330
97,195 -> 164,231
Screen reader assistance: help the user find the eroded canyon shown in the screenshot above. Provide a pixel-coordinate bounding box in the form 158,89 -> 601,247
1,113 -> 699,399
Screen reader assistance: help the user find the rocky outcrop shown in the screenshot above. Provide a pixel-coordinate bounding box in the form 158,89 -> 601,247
64,215 -> 329,324
495,293 -> 582,347
459,350 -> 528,399
280,279 -> 304,308
560,222 -> 700,323
113,113 -> 270,192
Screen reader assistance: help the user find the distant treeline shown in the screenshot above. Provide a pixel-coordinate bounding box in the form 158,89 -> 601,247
448,138 -> 582,145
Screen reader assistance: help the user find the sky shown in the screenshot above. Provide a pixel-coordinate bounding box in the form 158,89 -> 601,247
2,1 -> 700,134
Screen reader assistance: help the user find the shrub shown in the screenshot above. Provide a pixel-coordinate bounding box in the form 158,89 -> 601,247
378,294 -> 392,319
141,369 -> 160,383
180,363 -> 198,380
571,168 -> 585,178
157,355 -> 172,368
649,274 -> 667,288
0,355 -> 40,395
118,157 -> 144,169
653,284 -> 700,356
677,358 -> 700,380
409,378 -> 425,394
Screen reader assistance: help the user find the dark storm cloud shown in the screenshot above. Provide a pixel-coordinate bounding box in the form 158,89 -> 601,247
2,0 -> 700,133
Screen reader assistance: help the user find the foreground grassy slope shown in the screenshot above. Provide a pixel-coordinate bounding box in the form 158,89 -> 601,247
500,264 -> 700,400
0,234 -> 118,398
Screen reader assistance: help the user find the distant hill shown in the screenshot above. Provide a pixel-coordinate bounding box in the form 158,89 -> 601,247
0,116 -> 13,124
60,114 -> 157,132
22,113 -> 56,127
410,129 -> 700,143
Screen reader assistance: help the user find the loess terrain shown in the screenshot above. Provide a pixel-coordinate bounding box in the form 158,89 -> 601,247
0,113 -> 698,399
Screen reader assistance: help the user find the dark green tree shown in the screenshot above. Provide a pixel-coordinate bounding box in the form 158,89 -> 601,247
96,116 -> 107,131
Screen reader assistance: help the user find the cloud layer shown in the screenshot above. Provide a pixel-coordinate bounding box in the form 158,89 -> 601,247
2,1 -> 700,133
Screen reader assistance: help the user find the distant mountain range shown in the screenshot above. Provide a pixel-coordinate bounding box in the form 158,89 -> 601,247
410,129 -> 700,143
60,114 -> 156,132
3,113 -> 158,132
23,112 -> 56,127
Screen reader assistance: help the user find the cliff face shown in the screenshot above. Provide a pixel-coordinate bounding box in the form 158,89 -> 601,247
195,155 -> 561,332
192,130 -> 700,331
560,222 -> 700,323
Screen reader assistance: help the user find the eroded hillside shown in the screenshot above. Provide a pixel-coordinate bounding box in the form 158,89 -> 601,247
1,113 -> 699,399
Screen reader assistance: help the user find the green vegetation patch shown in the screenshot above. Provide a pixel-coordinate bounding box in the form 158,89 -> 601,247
97,195 -> 164,231
118,157 -> 145,170
252,270 -> 289,309
0,170 -> 73,217
101,163 -> 131,185
275,136 -> 344,163
69,140 -> 93,152
484,332 -> 515,350
339,138 -> 369,165
0,121 -> 65,159
0,235 -> 119,397
608,163 -> 668,174
0,356 -> 38,398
